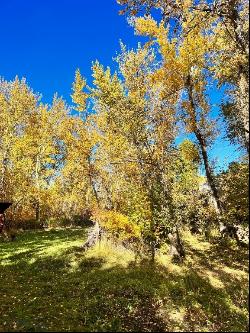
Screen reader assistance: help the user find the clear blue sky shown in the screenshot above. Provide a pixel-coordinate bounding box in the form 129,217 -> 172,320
0,0 -> 140,102
0,0 -> 242,170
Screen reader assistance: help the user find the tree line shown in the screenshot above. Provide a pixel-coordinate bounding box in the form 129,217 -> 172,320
0,0 -> 248,259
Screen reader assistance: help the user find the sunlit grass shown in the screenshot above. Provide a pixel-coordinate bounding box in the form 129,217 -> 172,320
85,238 -> 136,270
0,228 -> 249,332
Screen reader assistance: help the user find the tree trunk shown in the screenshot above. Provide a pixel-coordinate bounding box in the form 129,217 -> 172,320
168,227 -> 185,262
186,75 -> 247,245
35,149 -> 43,225
81,221 -> 101,251
35,201 -> 41,224
194,129 -> 223,215
238,71 -> 249,152
0,150 -> 8,198
186,75 -> 224,216
193,116 -> 245,243
87,156 -> 100,207
150,240 -> 156,263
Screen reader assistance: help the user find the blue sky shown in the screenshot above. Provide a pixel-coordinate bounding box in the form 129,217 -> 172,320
0,0 -> 140,102
0,0 -> 242,170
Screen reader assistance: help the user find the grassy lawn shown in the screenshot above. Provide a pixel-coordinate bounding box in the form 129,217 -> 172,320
0,229 -> 249,332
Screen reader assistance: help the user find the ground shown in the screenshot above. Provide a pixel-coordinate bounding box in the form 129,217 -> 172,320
0,228 -> 249,332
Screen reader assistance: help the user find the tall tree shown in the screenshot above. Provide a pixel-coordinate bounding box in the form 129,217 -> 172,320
132,16 -> 225,222
82,44 -> 186,260
118,0 -> 249,150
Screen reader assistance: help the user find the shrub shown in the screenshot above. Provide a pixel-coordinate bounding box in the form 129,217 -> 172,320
92,209 -> 141,240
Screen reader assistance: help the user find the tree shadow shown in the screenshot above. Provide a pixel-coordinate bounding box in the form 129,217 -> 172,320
0,232 -> 249,332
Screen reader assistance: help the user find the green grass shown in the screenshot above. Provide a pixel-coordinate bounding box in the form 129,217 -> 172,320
0,229 -> 249,332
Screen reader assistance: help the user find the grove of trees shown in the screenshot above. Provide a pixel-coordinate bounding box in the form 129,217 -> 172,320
0,0 -> 249,260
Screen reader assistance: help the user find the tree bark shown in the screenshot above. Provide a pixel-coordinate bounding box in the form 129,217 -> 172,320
168,227 -> 185,262
81,221 -> 101,251
87,156 -> 100,207
194,128 -> 224,215
35,201 -> 41,224
186,75 -> 224,216
0,150 -> 8,199
238,71 -> 249,152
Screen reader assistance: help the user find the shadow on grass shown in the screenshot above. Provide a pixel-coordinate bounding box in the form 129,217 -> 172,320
185,238 -> 249,271
0,231 -> 249,332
